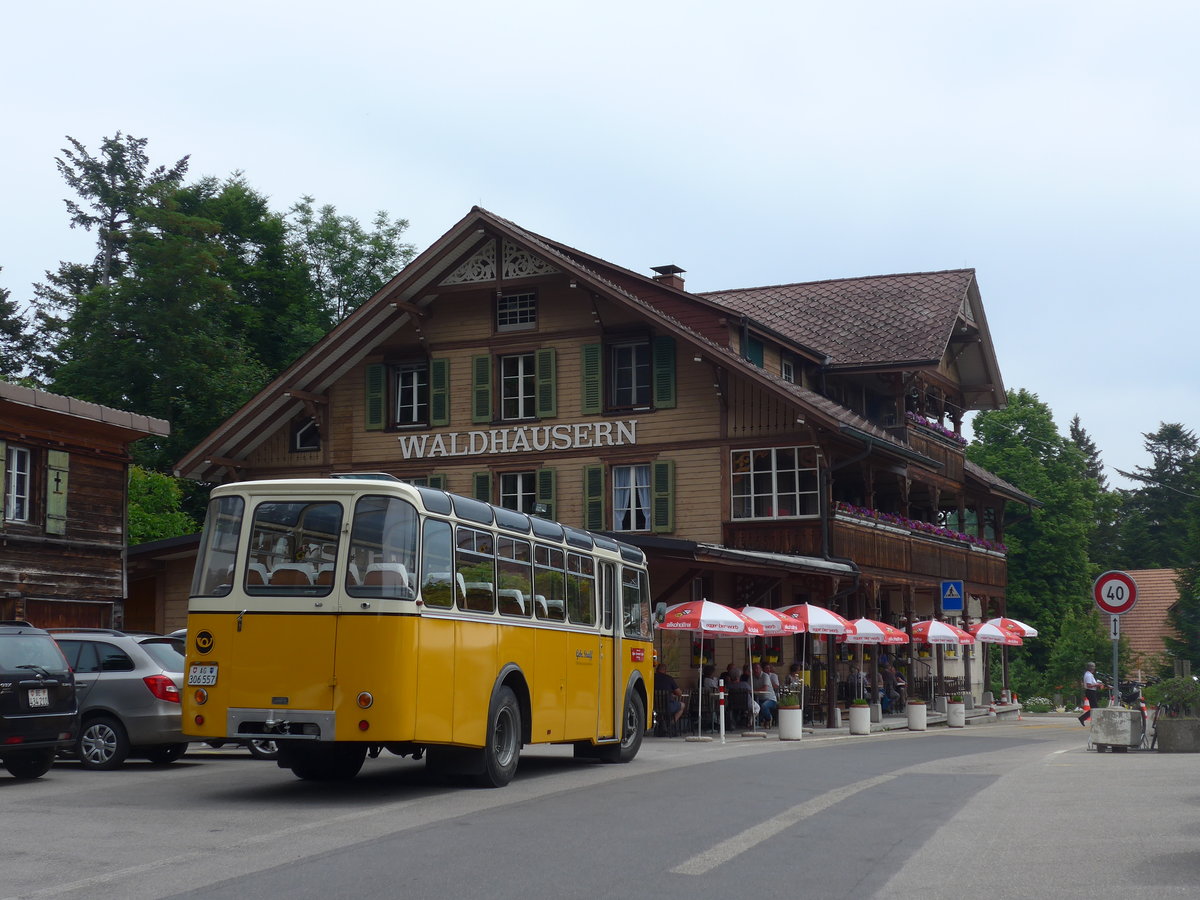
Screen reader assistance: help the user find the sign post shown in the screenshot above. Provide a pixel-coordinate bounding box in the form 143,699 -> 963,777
1094,571 -> 1138,705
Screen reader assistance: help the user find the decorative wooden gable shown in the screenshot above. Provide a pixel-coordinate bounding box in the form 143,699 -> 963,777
440,238 -> 561,285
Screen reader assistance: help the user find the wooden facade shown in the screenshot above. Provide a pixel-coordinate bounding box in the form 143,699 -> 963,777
0,381 -> 169,628
174,208 -> 1036,707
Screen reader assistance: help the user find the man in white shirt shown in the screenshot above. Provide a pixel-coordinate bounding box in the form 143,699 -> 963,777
1079,662 -> 1103,725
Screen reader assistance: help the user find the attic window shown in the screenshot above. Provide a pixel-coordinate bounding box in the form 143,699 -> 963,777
781,353 -> 795,384
292,419 -> 320,453
497,291 -> 537,332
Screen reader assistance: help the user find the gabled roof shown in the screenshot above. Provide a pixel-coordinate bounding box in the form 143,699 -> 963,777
699,270 -> 1006,410
0,380 -> 169,442
174,208 -> 1011,491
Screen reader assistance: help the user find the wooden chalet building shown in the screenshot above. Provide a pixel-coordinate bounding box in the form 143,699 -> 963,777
175,207 -> 1035,712
1,380 -> 169,628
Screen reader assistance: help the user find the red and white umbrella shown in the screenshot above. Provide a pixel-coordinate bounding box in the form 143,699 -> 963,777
842,618 -> 910,645
911,619 -> 974,645
657,600 -> 763,739
986,617 -> 1038,638
970,620 -> 1023,645
658,599 -> 765,636
778,603 -> 851,635
740,606 -> 802,635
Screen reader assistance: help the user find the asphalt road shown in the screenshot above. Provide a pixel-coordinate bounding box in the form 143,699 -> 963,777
2,717 -> 1196,900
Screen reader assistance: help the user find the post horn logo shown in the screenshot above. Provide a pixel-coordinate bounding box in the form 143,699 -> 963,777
195,630 -> 215,654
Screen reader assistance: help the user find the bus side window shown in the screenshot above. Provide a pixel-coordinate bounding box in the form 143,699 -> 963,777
421,519 -> 455,609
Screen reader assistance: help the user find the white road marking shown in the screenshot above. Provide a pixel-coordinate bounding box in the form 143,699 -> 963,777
671,773 -> 897,875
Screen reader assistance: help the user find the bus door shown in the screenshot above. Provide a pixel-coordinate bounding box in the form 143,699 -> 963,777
597,561 -> 617,739
225,498 -> 344,714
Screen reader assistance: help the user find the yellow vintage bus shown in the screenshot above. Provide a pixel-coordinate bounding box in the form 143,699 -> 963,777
182,475 -> 655,786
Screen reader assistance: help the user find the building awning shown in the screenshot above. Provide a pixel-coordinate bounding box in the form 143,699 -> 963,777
610,533 -> 856,577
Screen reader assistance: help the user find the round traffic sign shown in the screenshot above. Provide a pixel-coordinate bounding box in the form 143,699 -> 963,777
1093,570 -> 1138,615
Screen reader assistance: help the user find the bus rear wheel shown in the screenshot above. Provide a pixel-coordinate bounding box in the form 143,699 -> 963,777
476,685 -> 521,788
282,742 -> 366,781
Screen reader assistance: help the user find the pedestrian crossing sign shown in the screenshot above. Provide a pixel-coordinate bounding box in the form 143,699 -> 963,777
940,580 -> 964,612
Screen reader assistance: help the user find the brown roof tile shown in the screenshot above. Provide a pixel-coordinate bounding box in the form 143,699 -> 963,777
1118,568 -> 1180,671
699,270 -> 976,367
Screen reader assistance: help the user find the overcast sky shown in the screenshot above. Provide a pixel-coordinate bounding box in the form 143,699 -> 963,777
5,2 -> 1197,487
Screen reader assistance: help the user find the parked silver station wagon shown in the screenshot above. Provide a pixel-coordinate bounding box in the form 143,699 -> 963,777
51,630 -> 188,769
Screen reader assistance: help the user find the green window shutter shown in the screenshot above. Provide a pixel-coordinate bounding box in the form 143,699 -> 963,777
536,468 -> 556,521
472,355 -> 493,424
535,348 -> 557,418
651,460 -> 675,533
364,363 -> 385,431
652,336 -> 676,409
581,344 -> 603,415
472,471 -> 492,503
46,450 -> 69,535
428,475 -> 447,490
745,336 -> 764,368
583,464 -> 605,532
430,358 -> 450,426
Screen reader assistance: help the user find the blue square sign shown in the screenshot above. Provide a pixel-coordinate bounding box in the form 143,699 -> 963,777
941,580 -> 964,613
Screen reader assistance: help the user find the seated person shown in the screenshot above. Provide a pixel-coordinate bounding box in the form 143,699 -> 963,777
654,663 -> 684,728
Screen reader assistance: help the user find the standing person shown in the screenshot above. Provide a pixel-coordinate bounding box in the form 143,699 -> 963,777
1079,662 -> 1103,725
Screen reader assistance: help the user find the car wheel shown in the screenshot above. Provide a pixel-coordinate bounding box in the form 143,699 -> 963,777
3,749 -> 56,779
246,739 -> 278,760
145,743 -> 188,764
78,715 -> 131,770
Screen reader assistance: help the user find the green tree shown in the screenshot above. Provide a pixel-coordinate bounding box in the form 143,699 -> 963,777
176,175 -> 328,374
127,466 -> 198,544
1113,424 -> 1199,569
0,272 -> 36,379
968,389 -> 1099,670
1069,414 -> 1123,566
287,196 -> 416,320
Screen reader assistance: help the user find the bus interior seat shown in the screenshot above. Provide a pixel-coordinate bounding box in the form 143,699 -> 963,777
364,563 -> 409,589
246,562 -> 270,585
534,594 -> 549,617
269,563 -> 315,585
497,589 -> 527,616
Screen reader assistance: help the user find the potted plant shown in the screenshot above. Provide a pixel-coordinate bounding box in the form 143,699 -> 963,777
777,685 -> 804,741
946,694 -> 966,728
1150,677 -> 1200,752
849,697 -> 871,735
907,698 -> 927,731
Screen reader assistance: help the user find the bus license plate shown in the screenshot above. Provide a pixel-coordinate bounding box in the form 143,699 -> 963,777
27,687 -> 49,708
188,664 -> 218,686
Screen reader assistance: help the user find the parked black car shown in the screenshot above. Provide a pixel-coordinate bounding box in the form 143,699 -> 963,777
0,621 -> 79,779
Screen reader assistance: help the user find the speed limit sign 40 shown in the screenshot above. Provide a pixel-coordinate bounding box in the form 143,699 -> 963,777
1094,570 -> 1138,615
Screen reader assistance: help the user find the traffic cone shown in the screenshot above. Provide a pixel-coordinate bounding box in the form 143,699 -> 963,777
988,697 -> 997,718
1079,695 -> 1091,725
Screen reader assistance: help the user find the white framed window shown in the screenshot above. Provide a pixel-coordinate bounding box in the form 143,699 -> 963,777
292,419 -> 320,452
500,353 -> 536,420
497,291 -> 537,332
612,464 -> 651,532
731,446 -> 820,520
394,363 -> 429,426
781,354 -> 795,384
499,472 -> 537,514
4,445 -> 31,522
610,341 -> 651,408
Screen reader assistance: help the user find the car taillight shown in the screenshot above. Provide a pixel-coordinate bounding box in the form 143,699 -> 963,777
144,674 -> 181,703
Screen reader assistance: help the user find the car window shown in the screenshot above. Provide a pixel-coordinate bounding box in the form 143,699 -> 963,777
0,633 -> 70,671
139,639 -> 185,672
57,640 -> 101,674
97,644 -> 136,673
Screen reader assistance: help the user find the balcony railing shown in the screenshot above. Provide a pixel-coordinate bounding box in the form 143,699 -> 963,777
722,514 -> 1007,590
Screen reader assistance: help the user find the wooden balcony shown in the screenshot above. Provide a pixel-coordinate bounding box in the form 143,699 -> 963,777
722,514 -> 1006,590
885,421 -> 965,482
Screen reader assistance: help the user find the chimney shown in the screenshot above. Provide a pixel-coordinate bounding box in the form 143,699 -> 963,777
650,264 -> 686,290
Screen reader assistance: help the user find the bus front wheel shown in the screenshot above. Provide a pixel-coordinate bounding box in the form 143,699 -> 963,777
598,691 -> 645,764
477,685 -> 521,788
